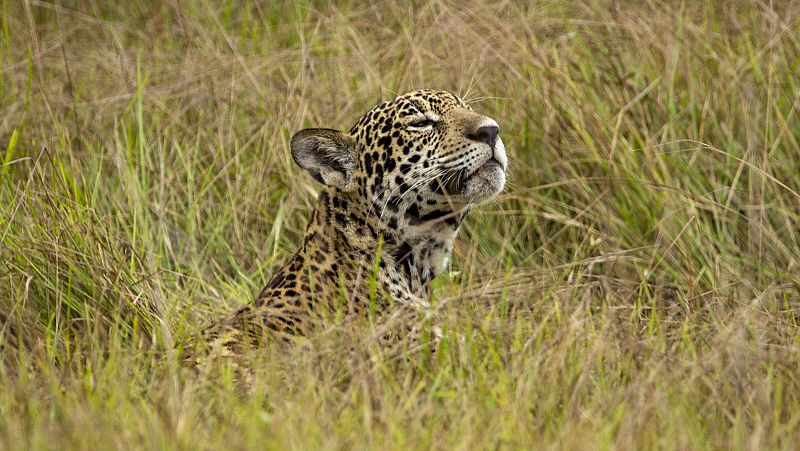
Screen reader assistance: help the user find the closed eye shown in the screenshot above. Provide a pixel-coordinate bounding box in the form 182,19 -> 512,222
407,118 -> 436,131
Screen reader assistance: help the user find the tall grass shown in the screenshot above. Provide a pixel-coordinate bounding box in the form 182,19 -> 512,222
1,0 -> 799,448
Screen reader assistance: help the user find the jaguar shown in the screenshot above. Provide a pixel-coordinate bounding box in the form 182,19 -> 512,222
187,89 -> 507,360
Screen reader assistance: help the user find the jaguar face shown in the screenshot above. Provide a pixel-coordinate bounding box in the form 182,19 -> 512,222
351,90 -> 507,205
291,89 -> 507,236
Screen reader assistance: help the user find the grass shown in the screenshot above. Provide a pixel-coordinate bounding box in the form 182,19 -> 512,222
1,0 -> 800,448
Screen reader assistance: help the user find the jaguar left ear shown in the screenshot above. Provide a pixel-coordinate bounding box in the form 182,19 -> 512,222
291,128 -> 357,192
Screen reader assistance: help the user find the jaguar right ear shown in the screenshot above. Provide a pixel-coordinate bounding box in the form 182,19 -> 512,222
291,128 -> 357,192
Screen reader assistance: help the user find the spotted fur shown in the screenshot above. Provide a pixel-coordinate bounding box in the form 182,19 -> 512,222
187,90 -> 507,360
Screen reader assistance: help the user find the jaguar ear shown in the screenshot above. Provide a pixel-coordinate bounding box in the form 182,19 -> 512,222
290,128 -> 357,191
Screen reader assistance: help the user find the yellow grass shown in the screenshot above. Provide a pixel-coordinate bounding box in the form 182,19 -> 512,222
1,1 -> 800,449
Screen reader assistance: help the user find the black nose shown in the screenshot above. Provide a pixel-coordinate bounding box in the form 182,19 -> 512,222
466,125 -> 499,148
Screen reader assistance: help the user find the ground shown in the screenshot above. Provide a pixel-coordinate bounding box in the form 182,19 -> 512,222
1,1 -> 799,449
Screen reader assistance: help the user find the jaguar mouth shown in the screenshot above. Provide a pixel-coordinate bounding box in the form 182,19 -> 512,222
460,157 -> 506,202
435,157 -> 506,202
473,157 -> 502,174
447,158 -> 501,188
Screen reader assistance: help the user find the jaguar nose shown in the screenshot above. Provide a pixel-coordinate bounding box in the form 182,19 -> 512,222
466,124 -> 499,149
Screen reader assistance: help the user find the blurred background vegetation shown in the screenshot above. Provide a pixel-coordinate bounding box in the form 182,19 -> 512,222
1,1 -> 799,448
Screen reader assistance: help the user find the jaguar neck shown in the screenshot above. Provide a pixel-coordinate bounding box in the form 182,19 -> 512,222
383,203 -> 472,298
306,189 -> 471,299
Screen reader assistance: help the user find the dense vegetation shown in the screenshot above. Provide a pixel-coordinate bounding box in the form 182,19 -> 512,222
1,1 -> 799,448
